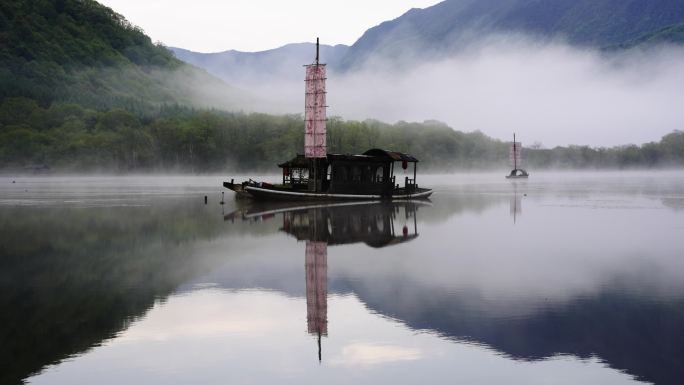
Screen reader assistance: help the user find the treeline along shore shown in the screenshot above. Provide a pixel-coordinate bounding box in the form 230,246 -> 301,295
1,97 -> 683,173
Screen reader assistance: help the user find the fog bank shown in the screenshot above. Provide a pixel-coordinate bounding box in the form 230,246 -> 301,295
235,35 -> 684,147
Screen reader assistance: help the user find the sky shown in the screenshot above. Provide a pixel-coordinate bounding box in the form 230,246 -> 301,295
98,0 -> 443,52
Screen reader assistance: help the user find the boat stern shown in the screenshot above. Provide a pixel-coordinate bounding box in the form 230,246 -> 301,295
223,179 -> 254,199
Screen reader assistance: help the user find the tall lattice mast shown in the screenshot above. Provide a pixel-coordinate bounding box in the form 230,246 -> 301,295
304,38 -> 327,158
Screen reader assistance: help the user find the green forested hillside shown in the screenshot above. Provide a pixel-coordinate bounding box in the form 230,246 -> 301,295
0,0 -> 240,111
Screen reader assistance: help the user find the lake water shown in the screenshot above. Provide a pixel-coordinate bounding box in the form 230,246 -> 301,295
1,172 -> 683,385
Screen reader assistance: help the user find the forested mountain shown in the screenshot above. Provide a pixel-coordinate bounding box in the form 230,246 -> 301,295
339,0 -> 684,68
0,0 -> 243,111
171,43 -> 348,89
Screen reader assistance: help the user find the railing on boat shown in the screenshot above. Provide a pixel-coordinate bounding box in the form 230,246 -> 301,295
405,177 -> 417,193
284,175 -> 309,185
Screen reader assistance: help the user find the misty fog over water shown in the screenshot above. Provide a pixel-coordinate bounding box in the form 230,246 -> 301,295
2,172 -> 684,385
223,36 -> 684,147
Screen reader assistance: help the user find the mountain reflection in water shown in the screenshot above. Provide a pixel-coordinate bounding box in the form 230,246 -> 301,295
2,174 -> 684,385
217,196 -> 683,385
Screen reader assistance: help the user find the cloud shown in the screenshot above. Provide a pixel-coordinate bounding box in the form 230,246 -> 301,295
330,342 -> 422,367
238,35 -> 684,147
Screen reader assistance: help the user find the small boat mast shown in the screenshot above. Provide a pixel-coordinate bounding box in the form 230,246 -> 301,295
506,133 -> 529,179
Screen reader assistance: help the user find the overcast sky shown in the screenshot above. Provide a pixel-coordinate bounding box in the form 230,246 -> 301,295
98,0 -> 443,52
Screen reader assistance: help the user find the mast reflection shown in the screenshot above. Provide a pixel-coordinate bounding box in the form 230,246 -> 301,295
509,183 -> 523,224
225,201 -> 425,361
305,240 -> 327,361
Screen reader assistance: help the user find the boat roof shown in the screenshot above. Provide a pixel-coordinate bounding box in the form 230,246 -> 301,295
326,153 -> 384,163
278,154 -> 309,168
278,149 -> 418,168
362,149 -> 419,162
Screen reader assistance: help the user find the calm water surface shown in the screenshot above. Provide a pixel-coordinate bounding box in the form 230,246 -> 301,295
1,172 -> 683,385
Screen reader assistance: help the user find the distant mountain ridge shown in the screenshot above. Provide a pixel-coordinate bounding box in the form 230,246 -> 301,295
616,21 -> 684,49
339,0 -> 684,68
171,43 -> 348,88
172,0 -> 684,80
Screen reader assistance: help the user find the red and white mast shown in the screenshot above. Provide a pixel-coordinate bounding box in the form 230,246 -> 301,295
304,38 -> 327,158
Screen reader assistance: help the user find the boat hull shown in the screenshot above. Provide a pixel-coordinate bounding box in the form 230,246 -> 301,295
225,182 -> 432,201
506,168 -> 529,179
223,181 -> 254,199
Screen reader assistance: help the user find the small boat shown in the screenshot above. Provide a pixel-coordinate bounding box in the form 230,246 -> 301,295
223,39 -> 432,201
506,133 -> 529,179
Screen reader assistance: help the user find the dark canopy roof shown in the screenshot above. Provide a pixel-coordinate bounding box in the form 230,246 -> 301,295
278,154 -> 309,168
327,154 -> 382,163
363,149 -> 419,162
278,149 -> 418,167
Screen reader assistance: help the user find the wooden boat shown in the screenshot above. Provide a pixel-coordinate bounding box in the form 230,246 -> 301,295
506,133 -> 529,179
223,39 -> 432,202
224,149 -> 433,201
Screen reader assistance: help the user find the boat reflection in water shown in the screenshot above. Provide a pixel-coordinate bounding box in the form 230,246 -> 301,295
225,201 -> 424,361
